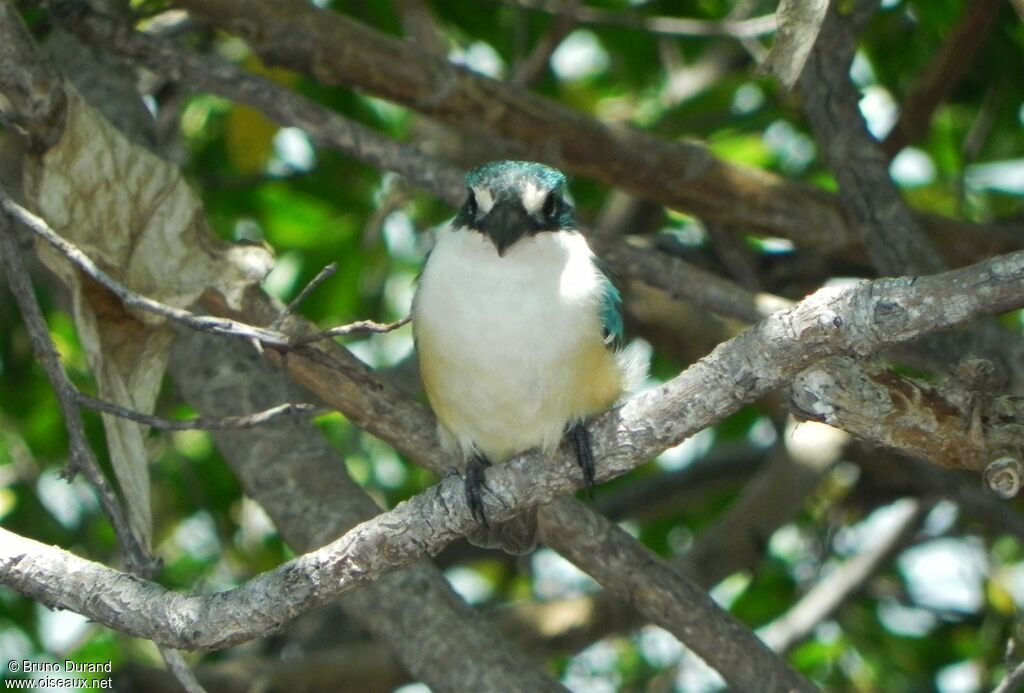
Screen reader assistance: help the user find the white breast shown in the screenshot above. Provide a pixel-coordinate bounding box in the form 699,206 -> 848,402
413,227 -> 615,462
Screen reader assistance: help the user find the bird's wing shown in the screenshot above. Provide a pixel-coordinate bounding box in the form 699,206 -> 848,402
593,256 -> 623,347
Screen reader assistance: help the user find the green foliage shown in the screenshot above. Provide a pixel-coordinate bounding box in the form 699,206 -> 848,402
2,1 -> 1023,691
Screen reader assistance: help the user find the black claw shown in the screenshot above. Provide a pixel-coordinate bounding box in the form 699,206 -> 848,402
465,453 -> 492,527
568,421 -> 595,498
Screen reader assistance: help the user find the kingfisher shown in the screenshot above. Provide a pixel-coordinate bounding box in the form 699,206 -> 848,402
413,161 -> 633,553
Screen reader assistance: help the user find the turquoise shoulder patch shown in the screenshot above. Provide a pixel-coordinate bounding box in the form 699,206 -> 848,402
594,258 -> 623,345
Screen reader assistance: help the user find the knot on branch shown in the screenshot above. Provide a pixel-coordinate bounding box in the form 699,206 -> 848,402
984,457 -> 1023,499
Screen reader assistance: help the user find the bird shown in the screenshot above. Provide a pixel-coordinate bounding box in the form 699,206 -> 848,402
412,160 -> 634,554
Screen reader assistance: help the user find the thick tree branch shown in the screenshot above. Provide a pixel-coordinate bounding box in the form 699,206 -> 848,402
791,356 -> 1024,475
591,236 -> 793,323
50,1 -> 465,204
797,1 -> 1024,392
50,5 -> 799,333
8,16 -> 1015,679
799,0 -> 944,276
5,249 -> 1024,652
0,10 -> 560,688
537,500 -> 817,693
155,0 -> 1022,263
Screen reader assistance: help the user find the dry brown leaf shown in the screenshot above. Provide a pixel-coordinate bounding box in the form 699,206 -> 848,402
23,87 -> 274,548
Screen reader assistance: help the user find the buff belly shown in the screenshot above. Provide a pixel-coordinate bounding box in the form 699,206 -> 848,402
413,227 -> 622,463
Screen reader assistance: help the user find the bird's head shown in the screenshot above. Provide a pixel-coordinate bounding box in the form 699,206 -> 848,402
454,160 -> 576,256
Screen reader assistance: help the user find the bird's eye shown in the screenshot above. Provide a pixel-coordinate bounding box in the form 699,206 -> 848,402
542,190 -> 559,218
465,189 -> 478,217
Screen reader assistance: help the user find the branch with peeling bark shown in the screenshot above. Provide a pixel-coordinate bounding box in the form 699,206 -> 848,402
791,356 -> 1024,480
72,0 -> 1015,504
794,0 -> 1024,398
5,247 -> 1024,655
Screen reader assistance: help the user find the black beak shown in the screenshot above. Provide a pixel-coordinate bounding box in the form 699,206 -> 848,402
478,200 -> 541,256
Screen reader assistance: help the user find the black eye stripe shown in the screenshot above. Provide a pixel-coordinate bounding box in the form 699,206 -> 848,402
542,191 -> 559,216
466,189 -> 477,215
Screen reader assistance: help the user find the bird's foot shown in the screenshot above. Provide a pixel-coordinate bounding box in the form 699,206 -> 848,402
465,453 -> 492,527
567,421 -> 595,498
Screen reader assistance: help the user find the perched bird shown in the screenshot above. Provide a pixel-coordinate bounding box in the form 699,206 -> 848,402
413,160 -> 634,553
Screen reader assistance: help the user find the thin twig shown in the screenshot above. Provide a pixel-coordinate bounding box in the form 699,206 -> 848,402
881,0 -> 1002,158
1,192 -> 395,353
77,394 -> 320,431
270,262 -> 337,332
0,192 -> 291,347
0,215 -> 155,575
291,316 -> 412,346
159,650 -> 207,693
511,0 -> 578,87
994,659 -> 1024,693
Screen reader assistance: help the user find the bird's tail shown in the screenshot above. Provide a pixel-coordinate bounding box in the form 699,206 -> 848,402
464,507 -> 538,555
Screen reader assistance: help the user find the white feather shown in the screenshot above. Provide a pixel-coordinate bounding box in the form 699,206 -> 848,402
413,226 -> 622,463
472,187 -> 495,214
520,181 -> 547,214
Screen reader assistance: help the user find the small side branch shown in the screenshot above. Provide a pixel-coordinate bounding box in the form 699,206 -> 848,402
270,262 -> 337,331
759,498 -> 929,653
881,0 -> 1002,157
291,316 -> 411,346
1,192 -> 400,353
0,193 -> 290,347
77,395 -> 319,431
